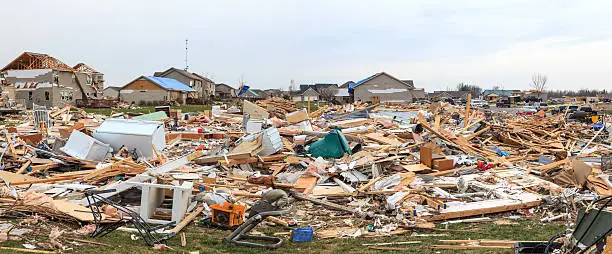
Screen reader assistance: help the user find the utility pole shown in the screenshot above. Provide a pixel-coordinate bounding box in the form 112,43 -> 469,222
184,39 -> 189,71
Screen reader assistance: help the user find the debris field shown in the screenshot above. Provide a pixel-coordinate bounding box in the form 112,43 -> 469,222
0,97 -> 610,253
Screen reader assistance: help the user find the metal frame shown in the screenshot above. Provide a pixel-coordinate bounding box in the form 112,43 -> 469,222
84,189 -> 175,246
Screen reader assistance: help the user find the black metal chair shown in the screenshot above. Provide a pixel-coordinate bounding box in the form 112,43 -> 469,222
84,189 -> 175,246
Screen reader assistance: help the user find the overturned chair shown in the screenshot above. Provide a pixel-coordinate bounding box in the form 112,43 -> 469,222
223,189 -> 292,249
84,189 -> 175,246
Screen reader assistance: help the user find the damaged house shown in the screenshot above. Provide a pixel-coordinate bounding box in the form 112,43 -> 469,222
1,52 -> 104,109
351,72 -> 419,103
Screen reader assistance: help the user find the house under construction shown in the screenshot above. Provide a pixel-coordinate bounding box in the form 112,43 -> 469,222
1,52 -> 105,109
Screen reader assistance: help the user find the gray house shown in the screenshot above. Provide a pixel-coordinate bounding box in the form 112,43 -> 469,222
104,86 -> 120,99
215,83 -> 236,99
292,87 -> 320,102
351,72 -> 417,103
154,68 -> 215,101
1,52 -> 104,109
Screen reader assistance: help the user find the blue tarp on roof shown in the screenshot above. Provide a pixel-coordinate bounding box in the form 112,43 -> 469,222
144,76 -> 196,92
352,73 -> 378,87
347,73 -> 377,94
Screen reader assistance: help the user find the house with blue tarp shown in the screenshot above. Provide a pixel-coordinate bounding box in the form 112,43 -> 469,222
119,76 -> 196,105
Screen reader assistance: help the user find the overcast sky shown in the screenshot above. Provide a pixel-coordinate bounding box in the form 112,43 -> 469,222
1,0 -> 611,91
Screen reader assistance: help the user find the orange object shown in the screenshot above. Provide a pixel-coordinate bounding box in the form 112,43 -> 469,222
210,203 -> 245,228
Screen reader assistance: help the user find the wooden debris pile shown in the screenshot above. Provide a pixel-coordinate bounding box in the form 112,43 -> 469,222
256,97 -> 299,119
0,97 -> 610,252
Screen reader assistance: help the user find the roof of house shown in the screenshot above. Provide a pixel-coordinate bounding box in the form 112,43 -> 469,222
121,76 -> 196,92
215,83 -> 235,90
192,73 -> 213,82
73,63 -> 99,73
351,72 -> 414,89
144,76 -> 196,92
339,81 -> 354,88
1,52 -> 75,72
301,87 -> 320,96
401,80 -> 415,87
154,67 -> 203,81
104,86 -> 120,91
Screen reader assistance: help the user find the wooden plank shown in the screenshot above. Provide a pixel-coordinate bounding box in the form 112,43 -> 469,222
170,206 -> 205,233
401,164 -> 431,172
0,246 -> 56,253
527,158 -> 570,174
430,199 -> 541,221
0,170 -> 35,184
438,239 -> 516,247
281,137 -> 295,152
431,245 -> 512,250
11,174 -> 84,185
16,160 -> 31,174
271,164 -> 287,177
65,237 -> 111,247
464,93 -> 472,128
434,115 -> 441,130
358,176 -> 384,193
218,157 -> 258,166
260,154 -> 288,162
52,199 -> 109,222
26,162 -> 61,175
466,126 -> 490,140
365,133 -> 402,146
294,176 -> 318,195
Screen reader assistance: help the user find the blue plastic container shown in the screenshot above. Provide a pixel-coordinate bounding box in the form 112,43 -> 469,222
291,227 -> 313,242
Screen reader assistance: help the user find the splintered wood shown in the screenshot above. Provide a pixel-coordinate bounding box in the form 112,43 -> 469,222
257,98 -> 299,119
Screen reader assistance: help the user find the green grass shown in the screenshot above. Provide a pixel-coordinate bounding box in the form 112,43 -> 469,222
0,220 -> 565,253
81,104 -> 212,116
296,101 -> 328,112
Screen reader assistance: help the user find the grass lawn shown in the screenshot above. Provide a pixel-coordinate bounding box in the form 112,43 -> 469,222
0,220 -> 565,253
296,101 -> 328,112
81,105 -> 212,116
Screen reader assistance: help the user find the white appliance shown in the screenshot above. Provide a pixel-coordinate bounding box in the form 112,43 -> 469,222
93,119 -> 165,159
60,130 -> 112,161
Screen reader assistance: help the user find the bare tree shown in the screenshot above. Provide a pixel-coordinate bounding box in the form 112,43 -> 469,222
318,87 -> 336,102
531,73 -> 548,98
492,85 -> 501,90
457,82 -> 482,95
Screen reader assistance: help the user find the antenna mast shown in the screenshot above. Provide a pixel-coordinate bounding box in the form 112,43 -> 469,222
184,39 -> 189,71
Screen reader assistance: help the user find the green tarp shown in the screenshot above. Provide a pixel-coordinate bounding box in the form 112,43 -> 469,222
132,111 -> 168,121
307,129 -> 352,159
